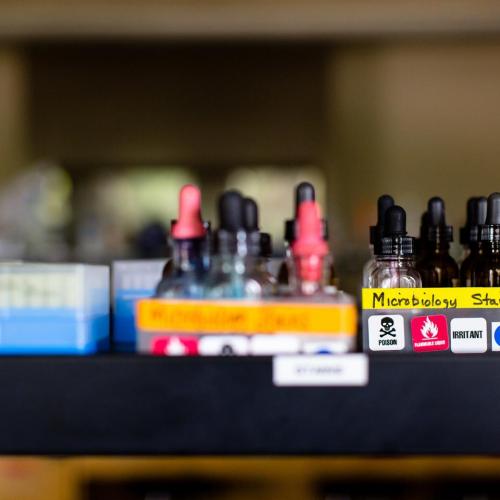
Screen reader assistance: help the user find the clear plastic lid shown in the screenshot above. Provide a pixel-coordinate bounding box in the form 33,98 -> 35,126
0,263 -> 109,316
112,260 -> 166,292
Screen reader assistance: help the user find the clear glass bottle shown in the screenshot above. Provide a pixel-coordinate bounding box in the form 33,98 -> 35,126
156,185 -> 207,298
278,182 -> 315,289
290,200 -> 331,298
278,182 -> 335,288
370,205 -> 422,288
362,194 -> 394,288
207,191 -> 275,299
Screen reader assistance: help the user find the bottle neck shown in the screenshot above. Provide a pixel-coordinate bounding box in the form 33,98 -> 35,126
482,240 -> 500,254
376,255 -> 416,265
172,238 -> 205,274
423,240 -> 450,255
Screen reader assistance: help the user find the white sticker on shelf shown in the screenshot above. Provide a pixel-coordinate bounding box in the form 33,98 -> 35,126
199,336 -> 250,356
272,354 -> 369,387
450,317 -> 487,353
368,314 -> 405,351
250,335 -> 301,355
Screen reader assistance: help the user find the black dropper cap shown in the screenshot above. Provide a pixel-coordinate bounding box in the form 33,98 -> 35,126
460,197 -> 487,245
242,197 -> 262,256
219,190 -> 244,232
423,197 -> 453,243
480,193 -> 500,242
378,205 -> 416,256
259,232 -> 273,258
215,190 -> 245,254
369,194 -> 394,245
243,197 -> 259,232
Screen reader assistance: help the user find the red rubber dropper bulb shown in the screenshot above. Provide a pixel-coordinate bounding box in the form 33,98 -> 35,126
291,201 -> 329,282
171,184 -> 206,239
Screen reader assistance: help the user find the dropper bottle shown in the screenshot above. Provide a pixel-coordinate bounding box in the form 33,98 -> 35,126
291,200 -> 330,296
370,206 -> 421,288
416,197 -> 459,287
278,182 -> 315,286
242,197 -> 277,295
155,184 -> 207,298
362,194 -> 394,288
278,182 -> 334,287
460,197 -> 487,286
471,193 -> 500,287
207,191 -> 274,299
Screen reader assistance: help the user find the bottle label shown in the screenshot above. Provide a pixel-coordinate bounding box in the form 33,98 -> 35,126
362,288 -> 500,354
137,299 -> 357,335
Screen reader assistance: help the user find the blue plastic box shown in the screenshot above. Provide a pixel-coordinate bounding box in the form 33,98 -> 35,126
112,260 -> 166,351
0,263 -> 110,354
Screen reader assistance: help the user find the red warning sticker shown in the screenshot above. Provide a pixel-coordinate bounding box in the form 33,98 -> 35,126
411,315 -> 449,352
152,336 -> 199,356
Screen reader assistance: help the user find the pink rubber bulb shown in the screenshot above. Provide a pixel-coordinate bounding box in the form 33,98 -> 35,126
171,184 -> 206,239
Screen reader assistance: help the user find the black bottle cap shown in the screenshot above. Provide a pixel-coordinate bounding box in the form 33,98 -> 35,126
377,206 -> 416,256
480,192 -> 500,242
460,197 -> 487,244
215,190 -> 244,254
284,219 -> 295,243
259,232 -> 273,257
424,197 -> 453,243
243,197 -> 259,232
242,197 -> 262,256
369,194 -> 395,245
218,190 -> 244,232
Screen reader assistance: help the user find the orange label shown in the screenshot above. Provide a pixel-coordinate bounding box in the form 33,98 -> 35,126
136,299 -> 357,336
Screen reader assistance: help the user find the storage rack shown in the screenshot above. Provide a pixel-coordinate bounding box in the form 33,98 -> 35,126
1,354 -> 497,455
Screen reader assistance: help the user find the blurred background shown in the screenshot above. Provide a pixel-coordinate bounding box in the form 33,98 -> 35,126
2,0 -> 500,498
3,1 -> 500,293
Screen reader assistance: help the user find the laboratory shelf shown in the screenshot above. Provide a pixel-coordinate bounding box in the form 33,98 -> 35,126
0,354 -> 497,456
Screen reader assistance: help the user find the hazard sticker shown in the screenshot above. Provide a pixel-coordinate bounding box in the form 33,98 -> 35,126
368,314 -> 405,351
152,336 -> 199,356
450,318 -> 487,353
411,315 -> 449,352
492,322 -> 500,351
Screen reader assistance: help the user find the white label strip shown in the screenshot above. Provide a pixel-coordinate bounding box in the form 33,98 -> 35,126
272,354 -> 369,387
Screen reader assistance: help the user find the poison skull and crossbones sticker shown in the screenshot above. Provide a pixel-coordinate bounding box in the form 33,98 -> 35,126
379,317 -> 396,337
368,314 -> 405,351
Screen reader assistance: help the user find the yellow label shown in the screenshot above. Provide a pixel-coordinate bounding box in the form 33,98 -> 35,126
362,288 -> 500,310
136,299 -> 357,335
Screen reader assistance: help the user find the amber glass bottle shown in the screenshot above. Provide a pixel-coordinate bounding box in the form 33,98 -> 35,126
471,193 -> 500,287
459,197 -> 487,286
417,197 -> 459,287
